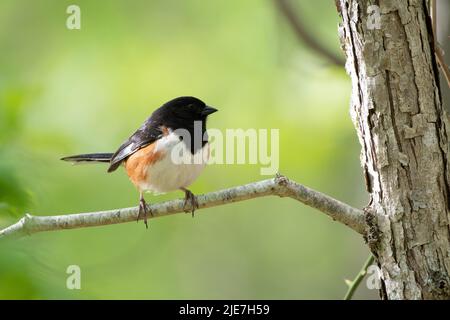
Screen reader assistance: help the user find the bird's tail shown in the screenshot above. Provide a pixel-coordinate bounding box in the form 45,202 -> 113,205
60,153 -> 113,164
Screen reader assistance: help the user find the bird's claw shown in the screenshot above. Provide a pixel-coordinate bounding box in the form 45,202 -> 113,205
183,190 -> 199,217
137,198 -> 152,229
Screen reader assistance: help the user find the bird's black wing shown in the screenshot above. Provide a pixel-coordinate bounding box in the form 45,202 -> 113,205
107,119 -> 163,173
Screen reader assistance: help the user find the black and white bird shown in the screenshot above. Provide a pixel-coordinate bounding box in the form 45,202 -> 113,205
61,96 -> 218,228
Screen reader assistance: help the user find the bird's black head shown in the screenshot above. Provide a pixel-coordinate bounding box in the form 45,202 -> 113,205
152,96 -> 218,130
149,97 -> 218,153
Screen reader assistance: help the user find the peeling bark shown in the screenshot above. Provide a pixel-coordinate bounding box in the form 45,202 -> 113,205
338,0 -> 450,299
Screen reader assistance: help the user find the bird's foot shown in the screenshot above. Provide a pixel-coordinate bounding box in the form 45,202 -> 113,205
137,197 -> 152,229
182,189 -> 199,217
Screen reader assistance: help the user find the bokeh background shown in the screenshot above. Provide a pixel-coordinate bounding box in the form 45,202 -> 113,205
0,0 -> 389,299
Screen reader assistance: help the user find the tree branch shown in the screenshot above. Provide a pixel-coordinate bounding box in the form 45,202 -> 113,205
343,254 -> 375,300
273,0 -> 345,67
436,48 -> 450,89
430,0 -> 450,89
0,175 -> 366,239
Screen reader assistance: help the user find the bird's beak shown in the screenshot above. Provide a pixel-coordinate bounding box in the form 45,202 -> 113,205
202,106 -> 218,116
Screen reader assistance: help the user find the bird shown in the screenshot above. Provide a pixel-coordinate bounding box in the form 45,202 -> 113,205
61,96 -> 218,228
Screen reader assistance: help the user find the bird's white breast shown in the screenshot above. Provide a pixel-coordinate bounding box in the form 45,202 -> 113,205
140,132 -> 209,194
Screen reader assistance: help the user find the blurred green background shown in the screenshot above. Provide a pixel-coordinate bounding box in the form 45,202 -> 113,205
0,0 -> 376,299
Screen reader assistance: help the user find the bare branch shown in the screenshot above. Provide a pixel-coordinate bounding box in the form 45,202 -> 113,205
436,48 -> 450,89
0,175 -> 366,239
430,0 -> 450,89
273,0 -> 345,67
430,0 -> 436,39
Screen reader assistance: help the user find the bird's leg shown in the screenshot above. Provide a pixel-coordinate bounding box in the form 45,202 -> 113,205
137,192 -> 152,229
181,188 -> 199,217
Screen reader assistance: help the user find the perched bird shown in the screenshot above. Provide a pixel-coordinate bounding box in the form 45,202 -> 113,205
61,96 -> 218,228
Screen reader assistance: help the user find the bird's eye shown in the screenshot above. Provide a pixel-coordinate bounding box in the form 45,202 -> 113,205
186,104 -> 201,113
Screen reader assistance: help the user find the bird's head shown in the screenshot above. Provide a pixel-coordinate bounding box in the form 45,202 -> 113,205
154,96 -> 218,130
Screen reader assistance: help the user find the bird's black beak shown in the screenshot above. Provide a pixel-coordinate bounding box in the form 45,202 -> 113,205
202,106 -> 218,116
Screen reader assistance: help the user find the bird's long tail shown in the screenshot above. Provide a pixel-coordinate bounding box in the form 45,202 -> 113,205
61,153 -> 113,164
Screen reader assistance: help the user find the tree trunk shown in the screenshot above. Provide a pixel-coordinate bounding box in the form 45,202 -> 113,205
337,0 -> 450,299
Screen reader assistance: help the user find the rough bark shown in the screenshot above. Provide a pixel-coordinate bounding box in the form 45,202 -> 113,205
338,0 -> 450,299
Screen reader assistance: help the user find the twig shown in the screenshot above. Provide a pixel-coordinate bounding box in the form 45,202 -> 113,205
430,0 -> 450,88
435,48 -> 450,89
344,254 -> 375,300
273,0 -> 345,67
0,175 -> 366,239
430,0 -> 436,39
